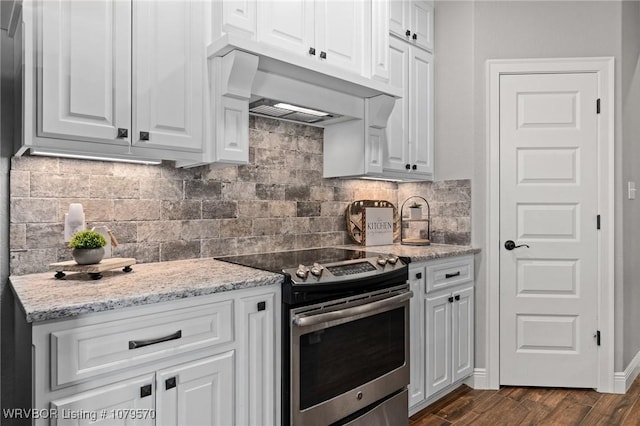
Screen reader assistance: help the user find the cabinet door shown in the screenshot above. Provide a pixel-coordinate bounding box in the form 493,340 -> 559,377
411,0 -> 434,52
257,0 -> 315,57
452,286 -> 474,383
409,47 -> 434,176
371,0 -> 390,82
425,292 -> 451,398
408,267 -> 426,407
133,0 -> 205,152
39,0 -> 131,144
237,290 -> 278,426
50,374 -> 155,426
384,37 -> 409,174
389,0 -> 409,39
221,0 -> 257,39
314,0 -> 365,74
156,351 -> 234,426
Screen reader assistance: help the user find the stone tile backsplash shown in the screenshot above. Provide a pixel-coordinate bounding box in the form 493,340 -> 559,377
9,116 -> 471,275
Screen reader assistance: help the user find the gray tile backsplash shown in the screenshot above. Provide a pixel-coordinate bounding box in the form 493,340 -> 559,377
9,117 -> 471,275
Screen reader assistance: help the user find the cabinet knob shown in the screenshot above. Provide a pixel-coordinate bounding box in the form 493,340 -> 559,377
257,301 -> 266,311
309,47 -> 316,55
448,296 -> 454,303
415,272 -> 422,279
412,164 -> 417,170
165,377 -> 177,390
455,294 -> 461,301
405,29 -> 411,37
117,128 -> 128,139
412,33 -> 418,40
140,384 -> 152,398
320,51 -> 327,59
405,164 -> 411,170
140,131 -> 150,141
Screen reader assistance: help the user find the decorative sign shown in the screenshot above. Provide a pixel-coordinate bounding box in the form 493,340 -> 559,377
363,207 -> 394,246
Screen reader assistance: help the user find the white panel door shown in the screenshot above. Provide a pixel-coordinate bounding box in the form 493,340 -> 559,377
425,292 -> 451,397
134,0 -> 204,152
40,0 -> 131,143
314,0 -> 364,74
409,47 -> 433,175
499,73 -> 599,387
257,0 -> 315,57
156,352 -> 234,426
51,374 -> 155,426
222,0 -> 257,39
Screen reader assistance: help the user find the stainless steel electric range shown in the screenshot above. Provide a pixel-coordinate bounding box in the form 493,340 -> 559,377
218,247 -> 412,426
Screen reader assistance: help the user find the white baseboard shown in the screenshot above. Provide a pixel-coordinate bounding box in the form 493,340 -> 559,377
614,350 -> 640,394
464,368 -> 491,389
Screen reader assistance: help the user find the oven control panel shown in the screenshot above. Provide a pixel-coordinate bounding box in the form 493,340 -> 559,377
285,255 -> 406,285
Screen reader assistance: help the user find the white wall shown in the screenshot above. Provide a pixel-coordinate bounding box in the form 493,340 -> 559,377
435,0 -> 639,373
620,0 -> 640,369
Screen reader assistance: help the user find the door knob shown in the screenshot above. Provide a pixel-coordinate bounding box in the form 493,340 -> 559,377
504,240 -> 530,250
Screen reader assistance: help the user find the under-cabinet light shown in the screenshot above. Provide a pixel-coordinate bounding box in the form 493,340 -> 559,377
273,103 -> 329,117
31,150 -> 162,165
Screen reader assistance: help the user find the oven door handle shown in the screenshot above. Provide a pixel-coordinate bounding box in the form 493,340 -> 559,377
292,291 -> 413,327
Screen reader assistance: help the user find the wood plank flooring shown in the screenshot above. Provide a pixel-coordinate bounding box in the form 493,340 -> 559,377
409,376 -> 640,425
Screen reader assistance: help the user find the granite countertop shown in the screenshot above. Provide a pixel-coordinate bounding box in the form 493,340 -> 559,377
362,243 -> 480,262
10,244 -> 479,323
9,258 -> 284,323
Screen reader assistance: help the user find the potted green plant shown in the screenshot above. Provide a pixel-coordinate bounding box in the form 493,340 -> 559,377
409,202 -> 423,220
68,230 -> 107,265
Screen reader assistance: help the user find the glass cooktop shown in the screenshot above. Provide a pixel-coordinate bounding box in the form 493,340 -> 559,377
216,248 -> 388,274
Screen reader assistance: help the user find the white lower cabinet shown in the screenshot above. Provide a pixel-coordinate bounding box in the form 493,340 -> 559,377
23,285 -> 280,426
157,352 -> 235,426
51,373 -> 156,426
409,255 -> 474,415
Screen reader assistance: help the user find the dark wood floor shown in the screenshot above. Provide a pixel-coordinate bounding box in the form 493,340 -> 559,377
410,376 -> 640,425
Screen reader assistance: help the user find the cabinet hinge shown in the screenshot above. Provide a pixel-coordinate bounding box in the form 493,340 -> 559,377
597,214 -> 601,230
597,98 -> 601,114
595,330 -> 601,346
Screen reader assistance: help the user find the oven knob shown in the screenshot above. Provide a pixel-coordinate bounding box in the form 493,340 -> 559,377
296,265 -> 309,279
377,256 -> 387,266
310,263 -> 324,277
387,256 -> 399,265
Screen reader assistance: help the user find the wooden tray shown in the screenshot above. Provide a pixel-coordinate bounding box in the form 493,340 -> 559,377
49,258 -> 136,280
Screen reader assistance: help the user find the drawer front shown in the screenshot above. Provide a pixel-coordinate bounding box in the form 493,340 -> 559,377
52,300 -> 233,388
426,256 -> 474,293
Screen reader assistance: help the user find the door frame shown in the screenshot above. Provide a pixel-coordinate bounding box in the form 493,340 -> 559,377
485,58 -> 615,392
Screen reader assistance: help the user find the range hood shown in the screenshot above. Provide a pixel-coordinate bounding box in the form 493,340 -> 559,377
207,34 -> 401,128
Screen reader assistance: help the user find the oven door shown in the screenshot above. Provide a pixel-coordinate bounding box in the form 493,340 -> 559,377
290,285 -> 412,426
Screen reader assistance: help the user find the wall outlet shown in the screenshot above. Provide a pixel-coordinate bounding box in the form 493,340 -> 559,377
628,181 -> 636,200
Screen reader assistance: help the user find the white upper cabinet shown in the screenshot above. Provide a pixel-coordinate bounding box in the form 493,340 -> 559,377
213,0 -> 258,40
389,0 -> 433,52
384,37 -> 433,180
39,0 -> 131,145
13,0 -> 208,165
257,0 -> 365,75
257,0 -> 315,56
133,0 -> 205,153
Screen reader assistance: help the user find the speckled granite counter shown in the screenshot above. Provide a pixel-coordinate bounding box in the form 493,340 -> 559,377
345,243 -> 480,262
11,245 -> 478,323
10,258 -> 284,323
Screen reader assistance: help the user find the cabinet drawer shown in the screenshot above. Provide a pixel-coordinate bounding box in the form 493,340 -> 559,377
426,256 -> 474,293
51,300 -> 233,388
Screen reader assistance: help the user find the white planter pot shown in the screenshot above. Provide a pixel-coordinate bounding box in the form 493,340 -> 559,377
410,207 -> 422,220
